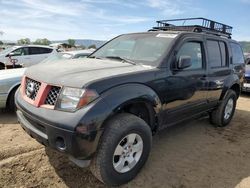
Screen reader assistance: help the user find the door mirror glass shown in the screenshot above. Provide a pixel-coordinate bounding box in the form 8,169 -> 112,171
178,56 -> 192,69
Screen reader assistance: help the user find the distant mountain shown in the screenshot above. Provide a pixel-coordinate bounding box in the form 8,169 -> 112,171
52,39 -> 106,48
239,41 -> 250,53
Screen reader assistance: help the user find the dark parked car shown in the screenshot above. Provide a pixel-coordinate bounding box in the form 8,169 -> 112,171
15,18 -> 245,186
243,57 -> 250,92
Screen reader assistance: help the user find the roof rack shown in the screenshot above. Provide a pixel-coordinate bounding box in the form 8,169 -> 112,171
150,17 -> 233,38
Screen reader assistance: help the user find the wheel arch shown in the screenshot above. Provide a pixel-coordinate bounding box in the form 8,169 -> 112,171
99,83 -> 162,132
6,83 -> 20,107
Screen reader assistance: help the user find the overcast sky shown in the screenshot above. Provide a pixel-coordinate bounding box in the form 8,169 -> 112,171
0,0 -> 250,41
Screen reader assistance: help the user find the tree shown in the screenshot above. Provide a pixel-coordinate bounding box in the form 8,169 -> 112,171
33,38 -> 51,45
0,41 -> 3,45
88,44 -> 96,49
17,38 -> 31,45
68,39 -> 75,46
0,31 -> 3,36
78,45 -> 86,49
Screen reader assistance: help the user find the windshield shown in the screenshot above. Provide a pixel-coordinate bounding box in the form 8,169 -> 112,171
90,33 -> 176,66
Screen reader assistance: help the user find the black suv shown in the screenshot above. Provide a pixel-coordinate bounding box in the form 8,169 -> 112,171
15,18 -> 245,186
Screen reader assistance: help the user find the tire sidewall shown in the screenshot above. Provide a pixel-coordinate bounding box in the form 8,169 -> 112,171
100,119 -> 152,185
221,91 -> 237,126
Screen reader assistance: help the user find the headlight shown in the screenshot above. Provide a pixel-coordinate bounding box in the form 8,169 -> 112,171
56,87 -> 99,112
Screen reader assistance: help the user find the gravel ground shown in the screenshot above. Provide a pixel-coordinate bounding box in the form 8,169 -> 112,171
0,94 -> 250,188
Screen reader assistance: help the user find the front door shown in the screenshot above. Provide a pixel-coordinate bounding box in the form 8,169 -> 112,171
159,39 -> 208,127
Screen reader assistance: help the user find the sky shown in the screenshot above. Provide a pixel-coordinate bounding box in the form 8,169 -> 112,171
0,0 -> 250,42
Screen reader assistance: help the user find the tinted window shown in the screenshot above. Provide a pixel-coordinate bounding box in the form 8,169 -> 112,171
29,47 -> 53,55
176,42 -> 203,70
29,47 -> 41,55
207,40 -> 222,68
12,47 -> 29,56
230,43 -> 244,64
219,42 -> 227,66
40,47 -> 53,54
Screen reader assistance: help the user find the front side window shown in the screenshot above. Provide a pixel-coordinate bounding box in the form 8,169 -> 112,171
11,47 -> 29,56
90,33 -> 175,66
176,42 -> 203,70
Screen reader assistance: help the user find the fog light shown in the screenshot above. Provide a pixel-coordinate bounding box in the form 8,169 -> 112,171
55,137 -> 66,151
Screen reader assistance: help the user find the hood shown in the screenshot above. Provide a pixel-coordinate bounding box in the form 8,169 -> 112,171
0,68 -> 26,80
245,65 -> 250,77
25,58 -> 154,88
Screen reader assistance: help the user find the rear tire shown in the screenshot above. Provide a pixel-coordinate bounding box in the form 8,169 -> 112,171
210,89 -> 237,127
90,113 -> 152,186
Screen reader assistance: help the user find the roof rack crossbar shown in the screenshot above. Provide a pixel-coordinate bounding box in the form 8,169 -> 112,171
151,17 -> 233,38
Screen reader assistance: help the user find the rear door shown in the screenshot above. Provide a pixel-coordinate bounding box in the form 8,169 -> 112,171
205,39 -> 231,103
27,47 -> 53,66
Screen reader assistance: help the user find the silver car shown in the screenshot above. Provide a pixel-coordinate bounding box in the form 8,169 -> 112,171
0,50 -> 93,110
0,68 -> 26,110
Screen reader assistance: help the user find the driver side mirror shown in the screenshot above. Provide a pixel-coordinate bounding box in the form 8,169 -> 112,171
6,52 -> 15,57
177,56 -> 192,69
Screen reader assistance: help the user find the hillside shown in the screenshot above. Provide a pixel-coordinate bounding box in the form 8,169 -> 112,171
52,39 -> 106,48
239,41 -> 250,53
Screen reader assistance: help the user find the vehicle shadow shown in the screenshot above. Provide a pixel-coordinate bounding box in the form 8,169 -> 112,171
240,92 -> 250,99
0,109 -> 18,124
45,109 -> 250,188
45,148 -> 105,188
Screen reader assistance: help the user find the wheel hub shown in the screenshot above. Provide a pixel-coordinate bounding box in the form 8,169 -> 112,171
224,98 -> 234,120
113,133 -> 143,173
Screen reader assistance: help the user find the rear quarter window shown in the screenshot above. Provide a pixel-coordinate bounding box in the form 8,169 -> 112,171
230,42 -> 244,64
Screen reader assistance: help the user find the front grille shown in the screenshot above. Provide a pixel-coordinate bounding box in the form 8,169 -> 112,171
25,78 -> 41,100
45,86 -> 61,106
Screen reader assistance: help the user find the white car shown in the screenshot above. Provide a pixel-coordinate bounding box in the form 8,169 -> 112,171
0,49 -> 93,110
0,45 -> 57,69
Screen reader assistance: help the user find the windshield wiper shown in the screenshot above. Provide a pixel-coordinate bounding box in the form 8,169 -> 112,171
104,56 -> 137,65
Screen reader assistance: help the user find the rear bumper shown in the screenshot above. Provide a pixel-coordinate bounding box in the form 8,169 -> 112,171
15,90 -> 103,160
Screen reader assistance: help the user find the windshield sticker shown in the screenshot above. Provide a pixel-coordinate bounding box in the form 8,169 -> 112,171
156,34 -> 177,38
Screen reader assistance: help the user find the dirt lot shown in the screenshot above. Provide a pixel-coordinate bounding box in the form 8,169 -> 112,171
1,94 -> 250,188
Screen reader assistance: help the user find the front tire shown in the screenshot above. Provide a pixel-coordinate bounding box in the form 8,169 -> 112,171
210,89 -> 237,127
90,113 -> 152,186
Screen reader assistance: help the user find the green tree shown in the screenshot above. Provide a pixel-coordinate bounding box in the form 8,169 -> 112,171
88,44 -> 96,49
68,39 -> 75,46
0,41 -> 3,45
17,38 -> 31,45
78,45 -> 86,49
34,38 -> 51,45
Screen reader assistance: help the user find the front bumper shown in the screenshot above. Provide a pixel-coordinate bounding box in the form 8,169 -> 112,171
0,93 -> 8,109
242,82 -> 250,92
15,90 -> 103,160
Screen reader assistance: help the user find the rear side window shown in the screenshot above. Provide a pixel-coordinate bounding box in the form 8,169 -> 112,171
230,43 -> 244,64
207,41 -> 220,68
219,42 -> 227,67
29,47 -> 41,55
29,47 -> 53,55
40,47 -> 53,54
